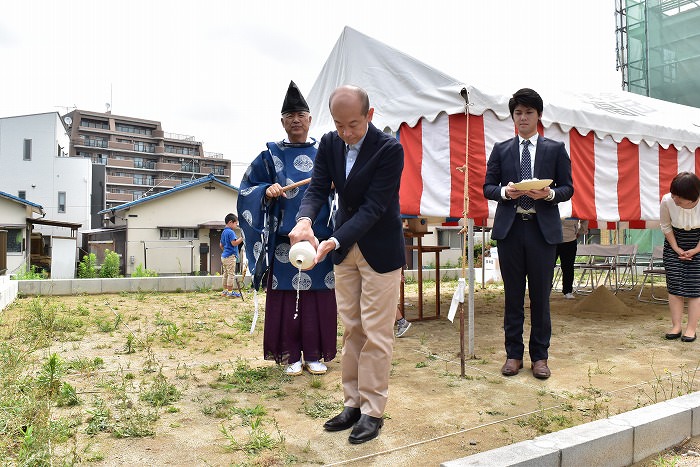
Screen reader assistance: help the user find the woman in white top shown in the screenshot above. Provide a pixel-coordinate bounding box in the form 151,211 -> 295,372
659,172 -> 700,342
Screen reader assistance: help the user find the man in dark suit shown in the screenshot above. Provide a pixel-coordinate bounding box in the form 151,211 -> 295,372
483,88 -> 573,380
289,85 -> 404,444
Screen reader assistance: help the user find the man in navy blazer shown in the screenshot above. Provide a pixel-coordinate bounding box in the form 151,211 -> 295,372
290,85 -> 404,444
483,88 -> 573,380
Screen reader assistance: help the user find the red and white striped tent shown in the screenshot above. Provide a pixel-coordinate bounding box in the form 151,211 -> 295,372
308,27 -> 700,229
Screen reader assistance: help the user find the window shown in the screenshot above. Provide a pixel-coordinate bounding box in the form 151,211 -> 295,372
58,192 -> 66,213
180,228 -> 198,240
81,136 -> 107,148
6,228 -> 22,253
18,191 -> 26,200
23,139 -> 32,160
80,119 -> 109,129
133,175 -> 153,185
160,228 -> 179,240
134,141 -> 155,153
116,123 -> 152,135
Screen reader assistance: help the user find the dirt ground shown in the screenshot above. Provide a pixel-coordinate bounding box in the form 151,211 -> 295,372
7,279 -> 700,466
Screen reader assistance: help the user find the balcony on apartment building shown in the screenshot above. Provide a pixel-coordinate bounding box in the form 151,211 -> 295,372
106,192 -> 133,203
74,137 -> 108,149
106,175 -> 155,186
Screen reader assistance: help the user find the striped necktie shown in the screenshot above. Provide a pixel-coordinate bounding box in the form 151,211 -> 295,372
519,140 -> 534,210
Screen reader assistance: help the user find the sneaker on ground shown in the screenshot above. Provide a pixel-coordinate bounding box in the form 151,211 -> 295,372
305,361 -> 327,375
285,361 -> 303,376
229,291 -> 242,298
220,290 -> 229,296
564,293 -> 575,299
396,320 -> 412,338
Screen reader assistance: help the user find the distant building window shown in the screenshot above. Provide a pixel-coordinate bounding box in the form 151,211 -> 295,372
134,141 -> 156,153
80,119 -> 109,129
165,145 -> 199,156
58,192 -> 66,213
180,228 -> 198,240
18,191 -> 26,200
160,228 -> 179,240
23,139 -> 32,160
6,228 -> 22,253
81,135 -> 107,148
116,123 -> 152,135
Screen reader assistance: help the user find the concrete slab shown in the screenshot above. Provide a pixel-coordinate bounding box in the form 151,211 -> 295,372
100,277 -> 133,294
441,439 -> 559,466
18,280 -> 42,296
72,278 -> 103,295
186,275 -> 219,292
129,277 -> 159,292
158,276 -> 186,293
664,392 -> 700,437
535,418 -> 633,467
41,279 -> 72,296
612,401 -> 691,463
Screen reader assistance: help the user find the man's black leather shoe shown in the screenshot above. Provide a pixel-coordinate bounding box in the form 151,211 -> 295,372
348,414 -> 383,444
323,407 -> 361,432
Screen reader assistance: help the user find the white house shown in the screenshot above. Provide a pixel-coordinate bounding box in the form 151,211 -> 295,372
0,112 -> 93,236
95,174 -> 239,276
0,191 -> 44,274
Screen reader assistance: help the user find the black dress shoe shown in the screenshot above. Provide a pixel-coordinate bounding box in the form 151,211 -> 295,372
323,407 -> 361,432
682,334 -> 697,342
665,332 -> 682,340
348,414 -> 383,444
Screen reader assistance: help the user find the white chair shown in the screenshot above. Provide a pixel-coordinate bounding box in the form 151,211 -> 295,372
615,244 -> 639,291
575,244 -> 620,294
637,245 -> 667,303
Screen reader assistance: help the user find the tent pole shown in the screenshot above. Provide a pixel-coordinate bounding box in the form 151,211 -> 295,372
457,87 -> 476,375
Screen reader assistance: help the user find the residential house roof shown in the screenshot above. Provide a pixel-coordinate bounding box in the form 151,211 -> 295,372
98,174 -> 239,215
0,190 -> 44,215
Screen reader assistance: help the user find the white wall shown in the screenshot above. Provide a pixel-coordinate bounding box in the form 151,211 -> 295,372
0,199 -> 32,274
0,112 -> 92,235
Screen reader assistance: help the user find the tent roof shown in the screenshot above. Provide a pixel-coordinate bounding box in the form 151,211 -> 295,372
308,26 -> 700,152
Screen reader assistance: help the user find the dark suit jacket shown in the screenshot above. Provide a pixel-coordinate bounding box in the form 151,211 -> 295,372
297,123 -> 405,273
483,135 -> 573,244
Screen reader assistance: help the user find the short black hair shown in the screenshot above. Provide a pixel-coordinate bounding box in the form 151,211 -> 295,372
508,88 -> 544,118
224,213 -> 238,224
670,172 -> 700,202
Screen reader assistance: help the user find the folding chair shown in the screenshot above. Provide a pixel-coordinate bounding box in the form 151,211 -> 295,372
615,244 -> 639,291
552,241 -> 588,292
636,245 -> 667,303
575,244 -> 620,294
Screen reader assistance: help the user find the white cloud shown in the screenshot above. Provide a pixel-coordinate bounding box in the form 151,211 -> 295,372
0,0 -> 620,185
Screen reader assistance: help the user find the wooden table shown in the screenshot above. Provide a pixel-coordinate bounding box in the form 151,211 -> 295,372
402,232 -> 450,321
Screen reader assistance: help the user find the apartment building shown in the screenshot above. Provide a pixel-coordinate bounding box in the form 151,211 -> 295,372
64,109 -> 231,227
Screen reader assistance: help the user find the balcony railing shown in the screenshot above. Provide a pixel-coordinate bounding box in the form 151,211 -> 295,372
164,132 -> 197,142
204,151 -> 223,159
134,160 -> 156,169
82,139 -> 108,148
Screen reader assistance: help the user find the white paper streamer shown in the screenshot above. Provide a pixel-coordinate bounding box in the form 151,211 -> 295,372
447,278 -> 465,323
249,289 -> 259,334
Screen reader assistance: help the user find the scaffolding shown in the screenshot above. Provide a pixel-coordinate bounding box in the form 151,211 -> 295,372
615,0 -> 700,108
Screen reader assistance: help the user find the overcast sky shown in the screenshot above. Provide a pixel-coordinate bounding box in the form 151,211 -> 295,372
1,0 -> 621,185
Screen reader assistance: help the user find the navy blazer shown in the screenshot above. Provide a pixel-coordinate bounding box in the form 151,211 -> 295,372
483,135 -> 573,244
297,123 -> 405,273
